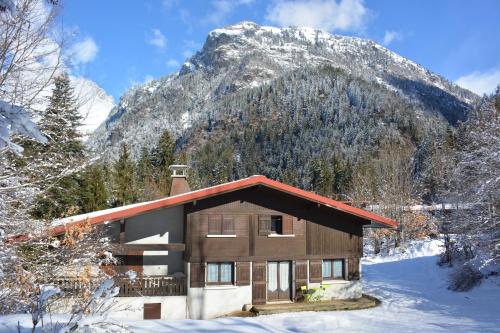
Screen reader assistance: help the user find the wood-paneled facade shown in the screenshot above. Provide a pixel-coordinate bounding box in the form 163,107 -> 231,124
49,174 -> 396,318
185,201 -> 362,262
185,197 -> 363,304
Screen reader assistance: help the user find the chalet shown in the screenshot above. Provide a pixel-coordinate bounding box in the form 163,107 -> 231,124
51,165 -> 397,320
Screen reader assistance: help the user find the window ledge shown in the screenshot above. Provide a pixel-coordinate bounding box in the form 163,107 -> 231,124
267,234 -> 295,238
321,280 -> 350,285
203,285 -> 238,290
206,235 -> 237,238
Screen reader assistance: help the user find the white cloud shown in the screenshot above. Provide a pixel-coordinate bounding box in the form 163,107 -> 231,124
166,59 -> 180,67
456,68 -> 500,95
147,28 -> 167,49
68,37 -> 98,65
382,30 -> 402,46
266,0 -> 368,32
205,0 -> 255,25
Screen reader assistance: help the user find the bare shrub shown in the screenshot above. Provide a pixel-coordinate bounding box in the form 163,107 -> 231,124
448,265 -> 482,292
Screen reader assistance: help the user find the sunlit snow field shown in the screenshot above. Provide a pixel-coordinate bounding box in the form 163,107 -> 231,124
1,240 -> 499,333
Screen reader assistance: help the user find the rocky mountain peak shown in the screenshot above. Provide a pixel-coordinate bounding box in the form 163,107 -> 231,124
89,22 -> 479,162
181,22 -> 476,107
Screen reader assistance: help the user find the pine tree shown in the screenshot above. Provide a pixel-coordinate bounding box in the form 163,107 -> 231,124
193,142 -> 233,187
79,164 -> 109,213
39,73 -> 83,157
317,160 -> 334,196
150,130 -> 176,195
112,144 -> 137,206
30,176 -> 81,219
137,145 -> 153,183
30,73 -> 86,219
309,159 -> 333,196
332,156 -> 352,195
136,145 -> 158,200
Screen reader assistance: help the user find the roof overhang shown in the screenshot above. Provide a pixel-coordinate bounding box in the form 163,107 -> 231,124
46,175 -> 397,236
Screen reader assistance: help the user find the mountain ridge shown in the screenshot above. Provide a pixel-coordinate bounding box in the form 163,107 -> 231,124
88,21 -> 478,162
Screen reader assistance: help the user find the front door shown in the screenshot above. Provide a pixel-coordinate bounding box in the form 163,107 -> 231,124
267,261 -> 291,301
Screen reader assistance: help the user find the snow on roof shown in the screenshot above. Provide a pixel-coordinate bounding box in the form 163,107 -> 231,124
51,175 -> 397,235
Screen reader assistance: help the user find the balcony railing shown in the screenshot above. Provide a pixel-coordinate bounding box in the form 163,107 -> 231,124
53,276 -> 187,297
116,277 -> 186,297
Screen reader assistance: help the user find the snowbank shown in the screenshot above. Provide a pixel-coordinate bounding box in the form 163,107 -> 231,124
1,239 -> 499,333
363,238 -> 444,264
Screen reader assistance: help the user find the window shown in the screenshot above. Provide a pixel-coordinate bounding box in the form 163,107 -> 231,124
259,215 -> 294,236
208,215 -> 235,236
322,259 -> 345,280
206,262 -> 234,285
270,215 -> 283,234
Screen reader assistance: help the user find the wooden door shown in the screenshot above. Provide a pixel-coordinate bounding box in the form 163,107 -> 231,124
267,261 -> 291,301
143,303 -> 161,319
252,261 -> 267,304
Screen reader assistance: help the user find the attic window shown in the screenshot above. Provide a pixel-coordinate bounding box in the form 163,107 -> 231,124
259,215 -> 293,236
270,216 -> 283,235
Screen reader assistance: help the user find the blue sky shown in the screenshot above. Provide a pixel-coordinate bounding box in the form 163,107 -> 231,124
60,0 -> 500,101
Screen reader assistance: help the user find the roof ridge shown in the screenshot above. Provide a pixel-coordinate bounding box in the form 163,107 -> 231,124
46,175 -> 397,236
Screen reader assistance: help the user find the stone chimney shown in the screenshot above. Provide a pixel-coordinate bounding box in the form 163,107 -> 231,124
168,165 -> 191,196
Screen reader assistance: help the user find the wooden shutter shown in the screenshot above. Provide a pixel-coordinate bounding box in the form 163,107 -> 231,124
236,262 -> 250,286
208,214 -> 222,235
293,219 -> 305,236
197,214 -> 209,236
222,215 -> 235,235
143,303 -> 161,320
190,262 -> 205,287
295,260 -> 308,301
309,260 -> 322,283
295,260 -> 308,288
258,215 -> 271,236
348,257 -> 360,280
283,215 -> 293,235
252,261 -> 266,304
235,215 -> 249,236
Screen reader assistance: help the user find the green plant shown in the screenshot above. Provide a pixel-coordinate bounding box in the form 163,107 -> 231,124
300,284 -> 331,302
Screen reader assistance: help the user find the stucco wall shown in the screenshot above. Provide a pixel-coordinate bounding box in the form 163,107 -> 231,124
187,286 -> 252,319
108,296 -> 187,320
124,206 -> 184,275
308,280 -> 363,300
51,296 -> 188,320
186,262 -> 252,319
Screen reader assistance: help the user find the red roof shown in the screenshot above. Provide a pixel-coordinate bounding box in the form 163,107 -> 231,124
50,175 -> 397,235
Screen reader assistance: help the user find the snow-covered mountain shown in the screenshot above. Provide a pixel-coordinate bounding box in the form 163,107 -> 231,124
88,21 -> 478,160
70,76 -> 115,136
185,21 -> 473,101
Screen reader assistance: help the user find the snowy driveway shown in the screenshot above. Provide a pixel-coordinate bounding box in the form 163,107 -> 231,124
1,242 -> 499,333
126,250 -> 500,333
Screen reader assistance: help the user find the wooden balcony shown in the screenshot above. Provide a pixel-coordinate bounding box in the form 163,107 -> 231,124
116,276 -> 186,297
53,276 -> 187,297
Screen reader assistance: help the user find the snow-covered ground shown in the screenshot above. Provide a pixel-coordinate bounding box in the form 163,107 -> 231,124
1,239 -> 499,332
